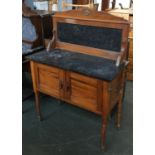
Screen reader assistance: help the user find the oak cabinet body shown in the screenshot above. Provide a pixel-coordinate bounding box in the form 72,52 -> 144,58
31,61 -> 124,115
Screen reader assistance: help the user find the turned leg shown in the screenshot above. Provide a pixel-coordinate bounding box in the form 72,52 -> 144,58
34,91 -> 42,121
101,81 -> 110,151
30,62 -> 42,121
116,91 -> 123,128
101,115 -> 108,151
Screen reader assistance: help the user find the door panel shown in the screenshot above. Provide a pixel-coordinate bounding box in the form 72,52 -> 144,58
68,72 -> 99,113
36,63 -> 64,99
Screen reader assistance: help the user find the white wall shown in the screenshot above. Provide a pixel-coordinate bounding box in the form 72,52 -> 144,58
33,1 -> 48,10
59,0 -> 73,11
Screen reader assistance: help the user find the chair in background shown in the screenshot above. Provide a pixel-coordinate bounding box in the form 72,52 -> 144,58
48,0 -> 58,11
62,0 -> 99,11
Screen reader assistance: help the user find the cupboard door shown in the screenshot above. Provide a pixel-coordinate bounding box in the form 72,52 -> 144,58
36,63 -> 65,99
66,72 -> 100,113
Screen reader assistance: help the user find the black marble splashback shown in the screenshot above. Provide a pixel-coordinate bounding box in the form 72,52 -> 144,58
57,23 -> 122,52
27,49 -> 124,81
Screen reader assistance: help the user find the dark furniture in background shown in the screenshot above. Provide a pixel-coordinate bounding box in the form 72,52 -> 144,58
22,14 -> 44,100
22,0 -> 44,63
27,9 -> 129,150
22,15 -> 44,54
41,13 -> 53,39
35,10 -> 55,48
73,0 -> 91,4
22,0 -> 45,100
23,0 -> 54,44
101,0 -> 110,10
22,14 -> 44,71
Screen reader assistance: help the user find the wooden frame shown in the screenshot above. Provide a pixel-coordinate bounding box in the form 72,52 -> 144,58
53,10 -> 129,64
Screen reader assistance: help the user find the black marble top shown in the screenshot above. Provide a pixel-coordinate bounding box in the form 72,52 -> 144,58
26,49 -> 124,81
